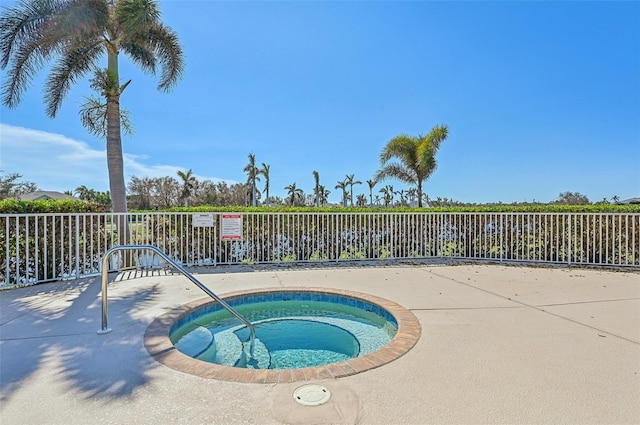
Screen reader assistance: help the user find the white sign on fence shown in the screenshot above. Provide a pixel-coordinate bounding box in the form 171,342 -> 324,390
221,213 -> 243,240
192,213 -> 215,227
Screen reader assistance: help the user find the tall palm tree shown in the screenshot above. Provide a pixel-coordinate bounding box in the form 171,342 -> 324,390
366,179 -> 377,206
243,153 -> 260,207
0,0 -> 185,214
177,169 -> 197,207
375,125 -> 449,208
259,163 -> 270,206
284,182 -> 303,206
345,174 -> 361,207
312,170 -> 321,208
335,180 -> 349,207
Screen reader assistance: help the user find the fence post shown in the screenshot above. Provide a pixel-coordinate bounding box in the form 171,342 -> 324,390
75,215 -> 80,278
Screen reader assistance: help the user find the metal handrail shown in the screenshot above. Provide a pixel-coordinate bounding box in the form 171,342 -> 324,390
97,245 -> 255,355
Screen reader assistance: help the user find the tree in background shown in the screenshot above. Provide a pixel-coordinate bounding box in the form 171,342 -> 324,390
379,185 -> 394,208
318,185 -> 330,206
375,125 -> 449,207
312,170 -> 321,207
555,191 -> 590,205
428,197 -> 464,207
154,176 -> 180,208
177,169 -> 197,207
366,179 -> 377,206
0,170 -> 38,199
127,175 -> 180,209
345,174 -> 362,207
0,0 -> 184,214
284,182 -> 304,206
407,188 -> 417,206
260,163 -> 271,206
127,176 -> 154,210
395,189 -> 408,207
74,185 -> 110,205
243,153 -> 260,206
335,179 -> 349,207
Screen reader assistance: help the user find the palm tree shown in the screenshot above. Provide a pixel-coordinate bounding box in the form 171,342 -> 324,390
366,179 -> 377,206
318,185 -> 330,206
407,188 -> 417,206
284,182 -> 303,206
335,180 -> 349,207
243,153 -> 260,207
345,174 -> 362,207
312,170 -> 321,208
74,185 -> 91,200
375,125 -> 449,207
177,169 -> 197,207
394,189 -> 407,206
259,163 -> 270,206
380,185 -> 394,208
0,0 -> 185,214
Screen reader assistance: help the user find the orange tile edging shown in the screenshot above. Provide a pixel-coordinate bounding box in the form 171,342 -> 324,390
144,287 -> 421,383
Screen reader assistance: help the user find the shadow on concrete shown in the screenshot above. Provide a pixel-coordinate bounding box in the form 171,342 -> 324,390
0,274 -> 162,401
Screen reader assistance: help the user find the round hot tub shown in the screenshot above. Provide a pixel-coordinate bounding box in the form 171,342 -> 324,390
145,288 -> 420,383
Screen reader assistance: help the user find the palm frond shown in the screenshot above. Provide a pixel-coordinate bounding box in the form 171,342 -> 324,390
0,0 -> 62,107
379,134 -> 416,165
116,0 -> 159,35
51,0 -> 108,40
416,125 -> 448,175
146,23 -> 184,92
119,40 -> 156,74
79,94 -> 133,138
1,0 -> 108,110
427,124 -> 449,151
1,37 -> 43,107
375,163 -> 416,185
45,41 -> 102,116
0,0 -> 58,68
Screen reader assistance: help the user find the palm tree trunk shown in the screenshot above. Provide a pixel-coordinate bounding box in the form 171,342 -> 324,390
106,52 -> 127,214
252,180 -> 256,206
106,51 -> 129,247
417,183 -> 423,208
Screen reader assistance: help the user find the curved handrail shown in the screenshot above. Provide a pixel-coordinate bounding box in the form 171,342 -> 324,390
97,245 -> 255,355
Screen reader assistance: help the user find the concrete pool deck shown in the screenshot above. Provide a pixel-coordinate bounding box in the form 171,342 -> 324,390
1,263 -> 639,424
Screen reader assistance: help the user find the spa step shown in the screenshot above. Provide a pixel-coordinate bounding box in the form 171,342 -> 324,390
203,328 -> 269,369
173,326 -> 213,358
238,337 -> 270,369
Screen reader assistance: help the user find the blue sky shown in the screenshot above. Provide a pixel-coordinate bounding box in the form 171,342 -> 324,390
1,0 -> 639,204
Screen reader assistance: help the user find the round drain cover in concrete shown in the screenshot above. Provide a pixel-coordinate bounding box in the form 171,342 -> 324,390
293,384 -> 331,406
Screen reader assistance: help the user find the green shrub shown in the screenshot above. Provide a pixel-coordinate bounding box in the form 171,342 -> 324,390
0,199 -> 106,214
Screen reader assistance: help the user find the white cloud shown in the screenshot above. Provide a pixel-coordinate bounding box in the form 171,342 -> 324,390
0,124 -> 231,192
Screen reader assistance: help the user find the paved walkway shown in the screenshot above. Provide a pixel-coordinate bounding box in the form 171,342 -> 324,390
1,263 -> 639,424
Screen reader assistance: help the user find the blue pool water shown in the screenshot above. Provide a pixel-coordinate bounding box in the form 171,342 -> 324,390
170,291 -> 398,369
